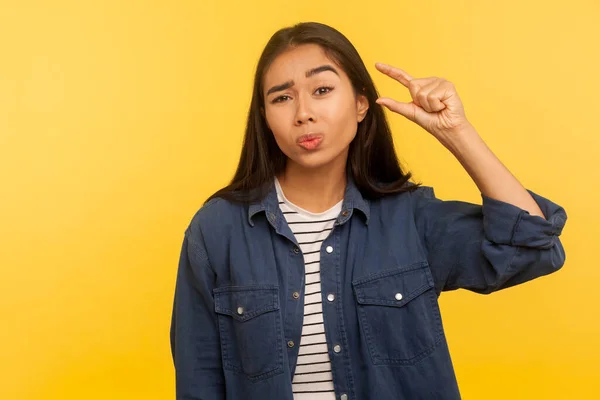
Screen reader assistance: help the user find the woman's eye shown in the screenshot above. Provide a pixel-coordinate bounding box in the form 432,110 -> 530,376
271,86 -> 333,104
272,95 -> 290,104
316,86 -> 334,95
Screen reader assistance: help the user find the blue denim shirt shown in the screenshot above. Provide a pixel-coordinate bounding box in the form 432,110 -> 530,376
170,172 -> 567,400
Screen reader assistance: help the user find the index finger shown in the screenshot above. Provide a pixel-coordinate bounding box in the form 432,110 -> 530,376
375,62 -> 414,87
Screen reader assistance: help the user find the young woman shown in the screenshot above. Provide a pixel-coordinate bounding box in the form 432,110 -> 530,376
170,22 -> 567,400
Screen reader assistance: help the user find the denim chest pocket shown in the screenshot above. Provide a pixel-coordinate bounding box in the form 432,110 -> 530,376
352,261 -> 444,365
213,285 -> 284,381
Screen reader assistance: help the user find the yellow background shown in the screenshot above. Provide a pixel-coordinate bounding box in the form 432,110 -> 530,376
1,0 -> 598,399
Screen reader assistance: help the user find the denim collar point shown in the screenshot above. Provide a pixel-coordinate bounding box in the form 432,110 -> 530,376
247,170 -> 370,227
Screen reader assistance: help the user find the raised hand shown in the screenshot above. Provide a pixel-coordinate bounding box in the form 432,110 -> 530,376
374,62 -> 471,144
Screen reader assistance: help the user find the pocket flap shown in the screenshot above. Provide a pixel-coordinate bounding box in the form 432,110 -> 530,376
214,285 -> 280,322
352,261 -> 434,308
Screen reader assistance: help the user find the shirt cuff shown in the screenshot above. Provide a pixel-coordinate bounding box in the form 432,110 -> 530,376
481,189 -> 567,248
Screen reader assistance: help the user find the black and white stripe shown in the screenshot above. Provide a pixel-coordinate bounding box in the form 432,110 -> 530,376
275,178 -> 342,399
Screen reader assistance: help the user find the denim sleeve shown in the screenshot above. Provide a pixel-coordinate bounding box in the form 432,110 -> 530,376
412,186 -> 567,294
170,227 -> 225,399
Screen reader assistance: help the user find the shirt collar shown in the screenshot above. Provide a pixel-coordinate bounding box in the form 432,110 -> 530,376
248,168 -> 370,226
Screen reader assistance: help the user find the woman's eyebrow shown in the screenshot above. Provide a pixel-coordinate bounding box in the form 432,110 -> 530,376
266,64 -> 340,96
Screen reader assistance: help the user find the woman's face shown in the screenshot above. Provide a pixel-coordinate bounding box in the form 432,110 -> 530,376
262,44 -> 369,171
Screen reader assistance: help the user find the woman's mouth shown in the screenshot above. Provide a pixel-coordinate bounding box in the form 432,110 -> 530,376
297,134 -> 323,150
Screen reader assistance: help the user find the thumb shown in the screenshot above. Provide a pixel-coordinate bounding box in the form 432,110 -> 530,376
376,97 -> 424,123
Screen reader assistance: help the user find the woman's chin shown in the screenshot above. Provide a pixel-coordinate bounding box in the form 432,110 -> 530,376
289,151 -> 345,171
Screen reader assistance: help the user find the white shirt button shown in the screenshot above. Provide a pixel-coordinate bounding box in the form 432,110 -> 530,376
237,306 -> 244,315
333,344 -> 341,353
326,245 -> 333,253
395,292 -> 403,301
340,394 -> 348,400
327,293 -> 335,302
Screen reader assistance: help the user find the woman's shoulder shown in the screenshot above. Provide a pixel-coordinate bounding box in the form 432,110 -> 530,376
185,195 -> 245,236
365,181 -> 437,224
375,180 -> 436,207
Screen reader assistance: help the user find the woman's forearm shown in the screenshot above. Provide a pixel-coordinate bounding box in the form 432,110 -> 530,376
444,122 -> 546,219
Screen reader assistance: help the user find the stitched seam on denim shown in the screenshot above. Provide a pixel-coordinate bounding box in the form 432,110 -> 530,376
503,245 -> 521,287
217,314 -> 235,372
217,308 -> 284,380
356,302 -> 379,363
185,231 -> 216,275
356,289 -> 443,365
213,285 -> 278,293
377,333 -> 442,365
213,286 -> 279,376
352,261 -> 429,286
336,227 -> 357,399
214,288 -> 278,319
246,364 -> 284,382
332,227 -> 348,396
355,282 -> 432,307
215,305 -> 279,320
510,211 -> 524,246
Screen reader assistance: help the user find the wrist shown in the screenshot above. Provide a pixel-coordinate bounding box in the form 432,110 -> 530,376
440,122 -> 480,156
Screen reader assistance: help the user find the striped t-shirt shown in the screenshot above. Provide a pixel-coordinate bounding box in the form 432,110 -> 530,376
275,177 -> 342,400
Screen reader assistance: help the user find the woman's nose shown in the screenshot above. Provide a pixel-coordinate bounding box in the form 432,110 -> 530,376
295,95 -> 315,125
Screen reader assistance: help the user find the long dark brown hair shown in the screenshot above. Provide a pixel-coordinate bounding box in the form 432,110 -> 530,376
206,21 -> 421,204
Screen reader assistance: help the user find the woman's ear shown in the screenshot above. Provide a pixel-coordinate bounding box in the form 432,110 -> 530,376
356,94 -> 369,123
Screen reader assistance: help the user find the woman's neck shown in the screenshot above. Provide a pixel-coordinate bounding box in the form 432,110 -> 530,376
276,160 -> 347,214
